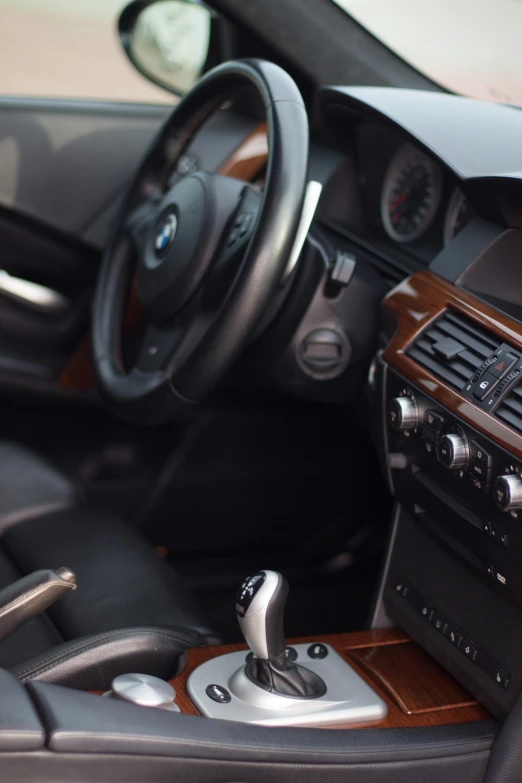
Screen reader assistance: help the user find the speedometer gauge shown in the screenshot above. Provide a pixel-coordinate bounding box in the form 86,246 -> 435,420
381,144 -> 442,243
443,188 -> 475,246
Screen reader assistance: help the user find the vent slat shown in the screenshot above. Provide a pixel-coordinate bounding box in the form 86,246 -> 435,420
503,397 -> 522,417
424,328 -> 449,344
414,341 -> 479,373
497,407 -> 522,434
435,322 -> 493,359
444,312 -> 499,351
412,341 -> 473,381
406,310 -> 497,391
407,347 -> 467,389
458,350 -> 483,370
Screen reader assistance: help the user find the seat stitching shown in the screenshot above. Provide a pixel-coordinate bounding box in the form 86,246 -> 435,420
0,582 -> 74,618
13,628 -> 201,679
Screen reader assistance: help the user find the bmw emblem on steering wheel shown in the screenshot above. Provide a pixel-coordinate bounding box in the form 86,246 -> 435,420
154,213 -> 178,256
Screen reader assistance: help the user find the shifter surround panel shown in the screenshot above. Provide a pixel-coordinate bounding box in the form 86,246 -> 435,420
186,643 -> 388,727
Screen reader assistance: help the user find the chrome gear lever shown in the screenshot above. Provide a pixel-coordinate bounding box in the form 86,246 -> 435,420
236,570 -> 326,698
236,570 -> 288,665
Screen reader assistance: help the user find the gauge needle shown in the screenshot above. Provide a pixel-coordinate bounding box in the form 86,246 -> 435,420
389,192 -> 407,224
389,192 -> 407,212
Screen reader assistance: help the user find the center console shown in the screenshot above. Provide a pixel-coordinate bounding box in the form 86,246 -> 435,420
375,264 -> 522,722
91,570 -> 489,732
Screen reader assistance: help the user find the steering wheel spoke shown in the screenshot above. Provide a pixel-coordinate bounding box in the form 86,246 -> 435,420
134,321 -> 181,374
125,199 -> 160,254
218,185 -> 262,262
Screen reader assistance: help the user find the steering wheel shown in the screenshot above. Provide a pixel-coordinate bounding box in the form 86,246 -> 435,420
92,59 -> 309,422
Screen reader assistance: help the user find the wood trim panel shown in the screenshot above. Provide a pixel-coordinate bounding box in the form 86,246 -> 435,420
58,279 -> 143,391
346,642 -> 477,714
168,629 -> 490,728
382,269 -> 522,458
218,122 -> 268,181
57,337 -> 95,391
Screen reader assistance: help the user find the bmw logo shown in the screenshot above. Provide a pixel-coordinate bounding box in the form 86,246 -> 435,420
154,213 -> 178,256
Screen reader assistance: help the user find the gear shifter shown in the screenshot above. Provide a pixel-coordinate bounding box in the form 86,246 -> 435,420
236,570 -> 287,664
236,570 -> 326,698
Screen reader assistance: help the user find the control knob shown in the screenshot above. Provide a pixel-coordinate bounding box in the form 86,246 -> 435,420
439,433 -> 469,469
494,475 -> 522,511
109,673 -> 180,712
389,397 -> 418,431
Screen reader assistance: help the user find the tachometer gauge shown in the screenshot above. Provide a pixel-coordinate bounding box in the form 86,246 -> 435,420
443,188 -> 475,246
381,144 -> 442,243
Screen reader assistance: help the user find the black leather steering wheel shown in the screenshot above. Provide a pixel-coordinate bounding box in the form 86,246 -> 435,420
92,59 -> 309,422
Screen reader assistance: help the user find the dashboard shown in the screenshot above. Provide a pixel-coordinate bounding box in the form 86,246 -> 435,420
323,131 -> 475,266
296,85 -> 522,723
312,87 -> 522,283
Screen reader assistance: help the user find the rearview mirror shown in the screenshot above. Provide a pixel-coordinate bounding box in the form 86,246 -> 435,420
119,0 -> 214,96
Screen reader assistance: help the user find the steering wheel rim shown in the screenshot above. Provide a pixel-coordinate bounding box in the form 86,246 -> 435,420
92,59 -> 309,422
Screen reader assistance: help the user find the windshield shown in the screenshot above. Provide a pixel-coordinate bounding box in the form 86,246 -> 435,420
333,0 -> 522,106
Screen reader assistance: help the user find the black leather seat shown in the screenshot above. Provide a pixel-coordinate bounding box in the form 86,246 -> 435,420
0,443 -> 219,690
0,442 -> 78,532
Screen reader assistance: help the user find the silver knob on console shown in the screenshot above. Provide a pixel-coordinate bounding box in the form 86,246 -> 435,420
439,433 -> 469,469
110,673 -> 180,712
389,397 -> 418,431
494,475 -> 522,511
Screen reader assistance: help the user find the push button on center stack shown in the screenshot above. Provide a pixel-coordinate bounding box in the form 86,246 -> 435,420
469,441 -> 492,487
489,353 -> 518,379
422,410 -> 444,446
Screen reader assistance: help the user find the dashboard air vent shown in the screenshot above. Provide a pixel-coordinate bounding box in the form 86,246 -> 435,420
496,384 -> 522,433
406,310 -> 498,390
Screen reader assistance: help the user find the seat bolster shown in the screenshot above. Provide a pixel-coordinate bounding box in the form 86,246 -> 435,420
11,626 -> 202,691
0,442 -> 78,533
4,508 -> 220,646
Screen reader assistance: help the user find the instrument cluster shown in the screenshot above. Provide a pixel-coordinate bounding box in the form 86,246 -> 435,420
380,143 -> 475,249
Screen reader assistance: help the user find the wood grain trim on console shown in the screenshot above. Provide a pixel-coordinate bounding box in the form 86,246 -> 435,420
169,629 -> 490,728
383,269 -> 522,458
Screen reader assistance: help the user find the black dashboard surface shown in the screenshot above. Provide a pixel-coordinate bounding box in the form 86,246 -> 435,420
311,86 -> 522,280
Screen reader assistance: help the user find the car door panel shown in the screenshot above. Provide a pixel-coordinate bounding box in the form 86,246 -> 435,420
0,97 -> 261,513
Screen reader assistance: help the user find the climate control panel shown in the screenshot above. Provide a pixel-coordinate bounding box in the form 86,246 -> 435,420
387,368 -> 522,606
